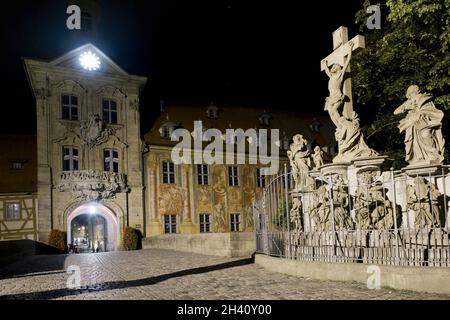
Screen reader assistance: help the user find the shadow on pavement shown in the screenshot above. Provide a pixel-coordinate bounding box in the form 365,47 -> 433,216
0,256 -> 255,300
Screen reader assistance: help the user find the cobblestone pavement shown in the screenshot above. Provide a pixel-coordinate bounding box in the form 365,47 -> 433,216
0,249 -> 448,300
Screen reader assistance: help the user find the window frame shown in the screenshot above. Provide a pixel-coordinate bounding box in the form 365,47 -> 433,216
61,94 -> 79,121
104,148 -> 119,173
197,164 -> 209,185
199,213 -> 211,233
228,166 -> 239,187
256,168 -> 266,188
164,214 -> 177,234
62,146 -> 80,171
230,213 -> 241,232
162,160 -> 176,184
102,98 -> 118,125
4,202 -> 21,221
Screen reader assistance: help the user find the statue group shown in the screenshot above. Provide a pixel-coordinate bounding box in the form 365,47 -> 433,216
284,26 -> 448,235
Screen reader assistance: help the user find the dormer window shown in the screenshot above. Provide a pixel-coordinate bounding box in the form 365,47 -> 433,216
206,103 -> 219,119
310,118 -> 322,133
259,110 -> 272,126
159,115 -> 177,139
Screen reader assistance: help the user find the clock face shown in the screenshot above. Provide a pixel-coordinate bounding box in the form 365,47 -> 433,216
79,50 -> 101,71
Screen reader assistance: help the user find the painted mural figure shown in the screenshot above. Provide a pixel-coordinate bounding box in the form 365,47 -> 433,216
394,85 -> 445,165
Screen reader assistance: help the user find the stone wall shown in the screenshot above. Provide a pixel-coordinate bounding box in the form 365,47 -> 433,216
143,232 -> 256,257
255,254 -> 450,295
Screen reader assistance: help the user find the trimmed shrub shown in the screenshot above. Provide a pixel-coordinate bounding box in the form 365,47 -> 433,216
122,227 -> 139,250
48,229 -> 67,253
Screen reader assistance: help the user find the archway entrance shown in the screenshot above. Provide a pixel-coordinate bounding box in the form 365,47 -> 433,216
71,214 -> 107,253
67,203 -> 119,252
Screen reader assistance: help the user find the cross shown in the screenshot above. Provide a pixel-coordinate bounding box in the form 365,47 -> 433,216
320,26 -> 365,119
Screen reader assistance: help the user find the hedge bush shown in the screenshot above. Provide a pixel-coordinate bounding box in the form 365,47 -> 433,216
48,229 -> 67,253
122,227 -> 139,250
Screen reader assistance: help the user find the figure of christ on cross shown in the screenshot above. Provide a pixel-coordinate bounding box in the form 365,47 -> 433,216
321,26 -> 365,121
323,41 -> 354,126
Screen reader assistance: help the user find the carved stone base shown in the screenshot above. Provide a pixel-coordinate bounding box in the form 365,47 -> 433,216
319,162 -> 350,179
402,164 -> 447,177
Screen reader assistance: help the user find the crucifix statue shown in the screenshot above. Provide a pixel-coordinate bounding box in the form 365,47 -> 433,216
319,26 -> 378,163
321,26 -> 365,120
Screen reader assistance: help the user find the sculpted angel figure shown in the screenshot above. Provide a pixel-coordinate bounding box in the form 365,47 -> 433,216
312,146 -> 325,168
394,85 -> 445,165
287,134 -> 314,191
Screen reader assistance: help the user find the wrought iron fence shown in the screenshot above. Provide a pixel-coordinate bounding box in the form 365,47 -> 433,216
254,166 -> 450,267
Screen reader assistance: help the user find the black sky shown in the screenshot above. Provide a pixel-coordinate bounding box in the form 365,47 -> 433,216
2,0 -> 364,135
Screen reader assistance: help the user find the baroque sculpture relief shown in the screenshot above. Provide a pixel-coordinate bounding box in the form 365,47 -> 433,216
353,171 -> 394,230
394,85 -> 445,166
407,178 -> 442,228
80,114 -> 113,148
57,170 -> 127,201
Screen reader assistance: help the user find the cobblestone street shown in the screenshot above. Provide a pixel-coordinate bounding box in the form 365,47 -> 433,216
0,249 -> 448,300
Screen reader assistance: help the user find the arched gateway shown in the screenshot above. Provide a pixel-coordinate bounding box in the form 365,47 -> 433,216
67,203 -> 119,252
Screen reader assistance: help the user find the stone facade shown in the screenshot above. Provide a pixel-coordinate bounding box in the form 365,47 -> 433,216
143,104 -> 336,255
23,44 -> 147,248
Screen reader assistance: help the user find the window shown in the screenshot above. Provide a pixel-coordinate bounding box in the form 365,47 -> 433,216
12,162 -> 23,170
104,149 -> 119,173
162,161 -> 175,184
5,203 -> 20,220
256,168 -> 266,188
164,215 -> 177,234
62,146 -> 79,171
199,214 -> 210,233
61,95 -> 79,120
162,126 -> 171,139
197,164 -> 209,185
228,166 -> 239,186
258,111 -> 272,126
206,103 -> 219,119
230,213 -> 240,232
102,99 -> 118,124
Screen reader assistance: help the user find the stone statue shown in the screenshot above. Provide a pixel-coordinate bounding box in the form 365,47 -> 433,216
407,178 -> 442,228
312,146 -> 325,168
394,85 -> 445,166
322,37 -> 377,163
290,197 -> 303,232
287,134 -> 314,191
323,41 -> 354,113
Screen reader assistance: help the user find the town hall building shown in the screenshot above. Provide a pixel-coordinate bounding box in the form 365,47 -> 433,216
0,43 -> 335,256
23,44 -> 147,251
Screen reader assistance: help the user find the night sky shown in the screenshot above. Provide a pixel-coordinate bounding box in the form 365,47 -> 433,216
2,0 -> 364,135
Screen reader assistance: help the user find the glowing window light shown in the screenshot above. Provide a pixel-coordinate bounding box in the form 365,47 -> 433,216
79,50 -> 101,71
